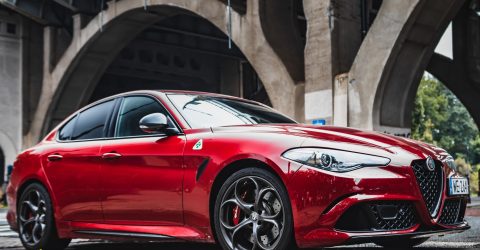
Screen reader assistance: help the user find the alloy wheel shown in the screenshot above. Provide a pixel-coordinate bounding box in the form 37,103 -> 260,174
19,189 -> 47,246
219,176 -> 285,250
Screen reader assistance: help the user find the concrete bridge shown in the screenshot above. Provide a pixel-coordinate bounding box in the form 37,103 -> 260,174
0,0 -> 479,181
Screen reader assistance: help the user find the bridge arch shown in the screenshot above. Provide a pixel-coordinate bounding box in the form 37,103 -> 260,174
348,0 -> 465,132
27,0 -> 300,143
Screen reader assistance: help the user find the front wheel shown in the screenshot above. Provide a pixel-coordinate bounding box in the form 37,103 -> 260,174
213,168 -> 294,250
17,183 -> 71,250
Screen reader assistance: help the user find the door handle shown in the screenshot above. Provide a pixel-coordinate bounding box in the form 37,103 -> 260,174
102,152 -> 122,160
47,154 -> 63,162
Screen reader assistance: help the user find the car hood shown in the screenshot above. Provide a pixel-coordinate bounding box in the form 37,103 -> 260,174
212,124 -> 449,162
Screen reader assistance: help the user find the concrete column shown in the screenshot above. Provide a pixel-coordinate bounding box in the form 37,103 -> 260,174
303,0 -> 333,124
23,26 -> 57,148
0,11 -> 22,167
303,0 -> 361,125
21,19 -> 43,138
347,0 -> 420,130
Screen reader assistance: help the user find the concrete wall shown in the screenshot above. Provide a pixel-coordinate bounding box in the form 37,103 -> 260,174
0,10 -> 22,180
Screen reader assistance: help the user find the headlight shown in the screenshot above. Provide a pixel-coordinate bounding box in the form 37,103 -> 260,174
445,155 -> 457,172
282,148 -> 391,173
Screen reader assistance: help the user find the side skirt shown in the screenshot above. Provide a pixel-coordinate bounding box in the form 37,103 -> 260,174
74,230 -> 175,240
67,222 -> 213,242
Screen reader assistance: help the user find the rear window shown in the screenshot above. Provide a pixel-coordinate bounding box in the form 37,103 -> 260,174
70,100 -> 115,140
57,115 -> 77,141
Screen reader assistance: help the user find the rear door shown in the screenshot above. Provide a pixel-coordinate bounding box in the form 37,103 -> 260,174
99,95 -> 186,225
43,99 -> 116,221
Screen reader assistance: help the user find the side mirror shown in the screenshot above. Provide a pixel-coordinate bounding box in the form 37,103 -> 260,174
139,113 -> 168,134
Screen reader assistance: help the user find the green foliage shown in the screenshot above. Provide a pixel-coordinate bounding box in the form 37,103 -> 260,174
455,157 -> 472,176
455,158 -> 479,194
471,165 -> 479,195
412,76 -> 480,164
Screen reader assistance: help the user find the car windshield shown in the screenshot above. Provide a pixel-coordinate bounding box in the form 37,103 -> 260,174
167,94 -> 297,128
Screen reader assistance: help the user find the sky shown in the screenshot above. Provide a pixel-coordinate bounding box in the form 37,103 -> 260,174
435,23 -> 453,59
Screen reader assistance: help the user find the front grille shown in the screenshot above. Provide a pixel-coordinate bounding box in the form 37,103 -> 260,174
439,199 -> 466,225
412,160 -> 443,217
369,202 -> 417,231
335,201 -> 417,232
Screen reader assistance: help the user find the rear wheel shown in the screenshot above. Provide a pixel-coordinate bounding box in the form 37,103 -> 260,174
213,168 -> 294,250
375,237 -> 429,248
17,183 -> 71,250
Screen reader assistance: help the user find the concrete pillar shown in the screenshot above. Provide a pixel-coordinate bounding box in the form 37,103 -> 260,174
23,26 -> 57,148
21,19 -> 44,138
347,0 -> 420,130
303,0 -> 361,125
0,11 -> 22,169
303,0 -> 333,124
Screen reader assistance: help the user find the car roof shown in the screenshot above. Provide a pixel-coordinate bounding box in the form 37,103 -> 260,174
125,89 -> 266,106
157,90 -> 253,101
76,90 -> 268,116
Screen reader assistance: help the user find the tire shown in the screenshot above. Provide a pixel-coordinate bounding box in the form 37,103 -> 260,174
17,183 -> 71,250
374,237 -> 429,248
213,168 -> 294,250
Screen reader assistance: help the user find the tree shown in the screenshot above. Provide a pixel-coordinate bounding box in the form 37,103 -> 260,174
471,165 -> 479,195
412,76 -> 480,164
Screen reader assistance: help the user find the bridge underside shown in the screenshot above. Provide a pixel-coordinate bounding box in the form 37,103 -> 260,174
0,0 -> 478,153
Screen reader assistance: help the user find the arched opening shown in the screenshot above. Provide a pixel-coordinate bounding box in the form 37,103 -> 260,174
88,13 -> 270,106
412,76 -> 479,160
411,75 -> 480,195
364,0 -> 465,135
46,5 -> 271,134
409,1 -> 480,194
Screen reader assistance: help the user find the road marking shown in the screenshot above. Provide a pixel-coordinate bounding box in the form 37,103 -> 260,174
0,224 -> 17,238
0,212 -> 17,238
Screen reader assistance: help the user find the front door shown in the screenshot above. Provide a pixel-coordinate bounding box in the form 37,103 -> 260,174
100,95 -> 185,225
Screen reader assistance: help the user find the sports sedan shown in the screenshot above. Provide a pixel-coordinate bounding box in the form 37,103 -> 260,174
6,90 -> 469,250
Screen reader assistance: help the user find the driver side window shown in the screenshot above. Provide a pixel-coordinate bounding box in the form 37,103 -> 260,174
115,96 -> 174,137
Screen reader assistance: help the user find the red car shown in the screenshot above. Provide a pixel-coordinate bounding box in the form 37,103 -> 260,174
6,90 -> 470,250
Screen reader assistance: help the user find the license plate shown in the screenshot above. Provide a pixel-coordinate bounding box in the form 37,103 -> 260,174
448,177 -> 469,196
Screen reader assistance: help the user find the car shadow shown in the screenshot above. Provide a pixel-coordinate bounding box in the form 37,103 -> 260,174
67,241 -> 478,250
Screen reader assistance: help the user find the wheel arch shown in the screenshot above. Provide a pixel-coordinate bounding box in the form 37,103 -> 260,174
16,178 -> 46,202
12,178 -> 49,231
15,175 -> 63,226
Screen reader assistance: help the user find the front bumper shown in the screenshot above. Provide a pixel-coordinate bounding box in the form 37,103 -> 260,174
288,162 -> 470,248
346,225 -> 470,245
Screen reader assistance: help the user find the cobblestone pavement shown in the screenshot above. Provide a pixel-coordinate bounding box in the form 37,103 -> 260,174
1,208 -> 479,249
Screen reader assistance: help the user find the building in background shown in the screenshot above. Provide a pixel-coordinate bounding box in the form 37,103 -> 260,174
0,0 -> 479,183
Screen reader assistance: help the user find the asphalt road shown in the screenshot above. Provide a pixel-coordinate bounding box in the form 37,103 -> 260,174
1,208 -> 479,249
